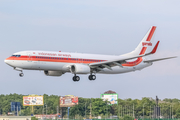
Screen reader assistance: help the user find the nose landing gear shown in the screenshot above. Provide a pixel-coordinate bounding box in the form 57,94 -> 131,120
19,72 -> 24,77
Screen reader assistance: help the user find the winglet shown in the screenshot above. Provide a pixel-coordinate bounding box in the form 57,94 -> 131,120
151,41 -> 160,54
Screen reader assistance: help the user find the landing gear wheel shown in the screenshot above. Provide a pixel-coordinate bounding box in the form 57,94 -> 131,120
19,73 -> 24,77
89,75 -> 96,80
72,76 -> 80,82
91,75 -> 96,80
88,75 -> 92,80
73,76 -> 75,81
75,76 -> 80,81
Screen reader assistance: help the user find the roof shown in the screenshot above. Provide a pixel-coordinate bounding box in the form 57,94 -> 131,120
104,90 -> 116,94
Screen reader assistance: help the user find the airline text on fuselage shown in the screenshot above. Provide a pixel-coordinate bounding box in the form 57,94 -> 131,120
142,42 -> 152,46
38,52 -> 71,57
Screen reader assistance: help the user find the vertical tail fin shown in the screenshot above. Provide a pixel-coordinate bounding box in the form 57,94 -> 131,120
133,26 -> 156,55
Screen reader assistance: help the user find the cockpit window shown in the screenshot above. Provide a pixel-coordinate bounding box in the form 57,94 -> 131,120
12,55 -> 21,57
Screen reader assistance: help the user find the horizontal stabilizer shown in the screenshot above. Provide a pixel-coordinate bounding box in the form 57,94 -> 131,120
144,56 -> 177,63
89,41 -> 162,67
145,41 -> 160,55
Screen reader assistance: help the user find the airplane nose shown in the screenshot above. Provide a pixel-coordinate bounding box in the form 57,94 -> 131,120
4,59 -> 10,65
4,58 -> 14,67
4,59 -> 8,64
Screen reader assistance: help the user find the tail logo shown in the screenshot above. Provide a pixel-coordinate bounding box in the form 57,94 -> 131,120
142,42 -> 152,46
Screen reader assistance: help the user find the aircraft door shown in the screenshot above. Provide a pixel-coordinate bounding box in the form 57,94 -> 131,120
27,52 -> 32,62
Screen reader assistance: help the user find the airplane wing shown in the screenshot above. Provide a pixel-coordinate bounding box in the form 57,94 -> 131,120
89,41 -> 160,70
143,56 -> 177,63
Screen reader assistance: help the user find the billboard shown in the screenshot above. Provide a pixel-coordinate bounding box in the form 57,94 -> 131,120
60,96 -> 78,107
23,96 -> 44,106
101,94 -> 118,105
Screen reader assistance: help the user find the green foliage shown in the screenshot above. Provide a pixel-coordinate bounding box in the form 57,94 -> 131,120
1,94 -> 180,119
0,94 -> 59,116
31,116 -> 38,120
69,98 -> 109,119
121,115 -> 134,120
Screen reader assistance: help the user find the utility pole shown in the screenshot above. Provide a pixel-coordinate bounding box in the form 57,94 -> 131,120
123,106 -> 124,117
118,105 -> 120,117
43,105 -> 44,118
17,106 -> 18,116
150,106 -> 151,119
20,106 -> 21,116
172,105 -> 173,119
170,105 -> 171,119
90,99 -> 92,119
85,102 -> 86,119
57,106 -> 58,120
133,104 -> 134,118
46,104 -> 47,120
14,105 -> 15,116
125,106 -> 126,116
106,103 -> 108,119
121,106 -> 122,118
143,103 -> 147,119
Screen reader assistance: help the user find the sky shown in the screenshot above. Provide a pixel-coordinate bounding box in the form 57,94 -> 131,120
0,0 -> 180,100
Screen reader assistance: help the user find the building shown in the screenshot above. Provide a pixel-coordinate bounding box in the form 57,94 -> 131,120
101,90 -> 118,105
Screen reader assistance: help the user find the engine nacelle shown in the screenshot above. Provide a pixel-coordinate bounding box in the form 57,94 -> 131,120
44,71 -> 63,76
70,64 -> 90,74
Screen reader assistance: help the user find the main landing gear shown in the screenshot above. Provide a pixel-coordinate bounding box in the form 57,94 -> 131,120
89,75 -> 96,80
72,73 -> 96,82
72,75 -> 80,82
19,72 -> 24,77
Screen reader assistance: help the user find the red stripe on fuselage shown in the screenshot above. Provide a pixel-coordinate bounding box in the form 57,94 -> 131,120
6,56 -> 104,64
122,46 -> 147,67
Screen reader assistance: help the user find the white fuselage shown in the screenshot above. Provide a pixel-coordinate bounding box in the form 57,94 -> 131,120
5,51 -> 152,74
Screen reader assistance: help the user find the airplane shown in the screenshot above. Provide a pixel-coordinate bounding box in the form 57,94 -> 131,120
4,26 -> 176,82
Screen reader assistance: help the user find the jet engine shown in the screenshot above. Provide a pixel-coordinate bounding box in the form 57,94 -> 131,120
70,64 -> 91,74
44,71 -> 63,76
